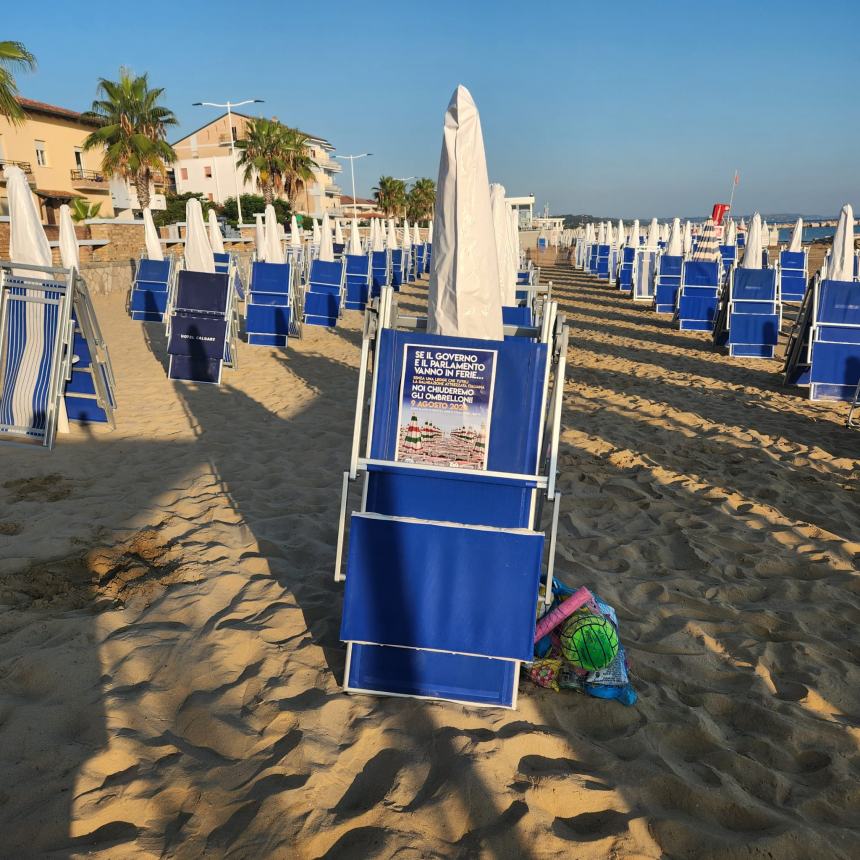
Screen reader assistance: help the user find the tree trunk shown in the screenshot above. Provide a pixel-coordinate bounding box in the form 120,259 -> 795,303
263,182 -> 274,206
135,169 -> 151,210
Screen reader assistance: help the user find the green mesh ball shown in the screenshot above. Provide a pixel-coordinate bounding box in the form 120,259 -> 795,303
560,613 -> 619,671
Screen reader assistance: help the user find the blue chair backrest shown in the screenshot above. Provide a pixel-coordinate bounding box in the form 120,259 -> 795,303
391,249 -> 404,269
333,243 -> 345,256
137,258 -> 170,283
309,259 -> 343,288
683,260 -> 719,287
719,244 -> 736,263
175,271 -> 229,313
251,261 -> 292,294
733,268 -> 777,302
815,280 -> 860,325
622,247 -> 636,264
346,254 -> 370,276
780,250 -> 805,272
371,251 -> 388,270
659,255 -> 683,277
370,329 -> 547,476
213,252 -> 229,265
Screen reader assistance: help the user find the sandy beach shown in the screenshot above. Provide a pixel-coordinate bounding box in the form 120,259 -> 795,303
1,260 -> 858,859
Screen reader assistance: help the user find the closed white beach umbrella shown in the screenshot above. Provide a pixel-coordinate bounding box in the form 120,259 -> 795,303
740,218 -> 747,231
312,218 -> 321,245
742,213 -> 763,269
725,219 -> 737,246
290,215 -> 301,248
761,220 -> 771,248
597,222 -> 606,244
646,218 -> 659,248
402,218 -> 413,249
666,217 -> 683,256
254,213 -> 266,262
372,219 -> 385,252
508,208 -> 520,268
387,217 -> 399,251
143,206 -> 164,261
185,198 -> 215,273
616,219 -> 624,248
413,221 -> 421,246
58,204 -> 80,271
349,219 -> 362,255
788,217 -> 803,252
264,204 -> 283,263
628,219 -> 640,246
208,208 -> 225,254
682,220 -> 693,255
828,204 -> 855,281
427,84 -> 503,340
335,218 -> 344,246
427,219 -> 434,243
660,222 -> 669,243
319,212 -> 334,262
6,165 -> 52,270
490,182 -> 517,307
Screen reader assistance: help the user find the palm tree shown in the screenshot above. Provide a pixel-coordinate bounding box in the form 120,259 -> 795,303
70,198 -> 102,222
374,176 -> 407,217
0,40 -> 36,125
407,178 -> 435,223
281,127 -> 318,209
235,120 -> 318,208
82,68 -> 177,210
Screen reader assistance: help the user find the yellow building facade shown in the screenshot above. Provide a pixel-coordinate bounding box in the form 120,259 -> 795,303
0,97 -> 114,222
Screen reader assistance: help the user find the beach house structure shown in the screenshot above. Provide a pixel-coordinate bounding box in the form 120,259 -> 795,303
506,194 -> 535,229
170,111 -> 341,217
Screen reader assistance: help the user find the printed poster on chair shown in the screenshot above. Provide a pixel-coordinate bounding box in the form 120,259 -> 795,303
395,343 -> 498,470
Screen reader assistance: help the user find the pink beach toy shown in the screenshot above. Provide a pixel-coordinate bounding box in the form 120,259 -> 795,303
534,587 -> 595,643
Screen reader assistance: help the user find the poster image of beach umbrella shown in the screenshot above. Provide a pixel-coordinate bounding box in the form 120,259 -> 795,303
185,197 -> 215,273
421,421 -> 441,440
143,206 -> 164,261
427,85 -> 503,340
401,415 -> 423,454
254,213 -> 266,262
319,212 -> 335,262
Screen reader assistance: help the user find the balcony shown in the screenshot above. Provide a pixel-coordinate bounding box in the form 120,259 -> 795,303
325,184 -> 342,196
70,168 -> 109,190
0,160 -> 36,186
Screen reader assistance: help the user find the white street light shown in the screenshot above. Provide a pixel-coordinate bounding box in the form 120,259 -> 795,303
334,152 -> 372,220
192,98 -> 264,227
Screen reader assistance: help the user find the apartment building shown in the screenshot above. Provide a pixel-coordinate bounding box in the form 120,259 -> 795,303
170,111 -> 341,218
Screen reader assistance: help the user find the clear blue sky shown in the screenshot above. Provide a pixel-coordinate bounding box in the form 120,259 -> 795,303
6,0 -> 859,218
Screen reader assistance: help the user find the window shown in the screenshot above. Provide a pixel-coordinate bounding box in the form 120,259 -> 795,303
180,167 -> 188,181
35,140 -> 47,167
231,125 -> 238,141
204,165 -> 212,178
74,148 -> 84,170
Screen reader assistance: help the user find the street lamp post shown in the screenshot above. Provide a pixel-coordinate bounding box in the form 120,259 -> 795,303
192,98 -> 264,228
333,152 -> 372,220
395,177 -> 415,221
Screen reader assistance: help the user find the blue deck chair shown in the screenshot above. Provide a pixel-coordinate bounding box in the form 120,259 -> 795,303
390,249 -> 406,289
618,246 -> 635,292
595,244 -> 611,280
778,250 -> 807,302
345,253 -> 371,311
587,243 -> 599,274
370,250 -> 390,299
130,257 -> 173,322
334,287 -> 568,708
676,260 -> 721,331
806,279 -> 860,401
633,249 -> 657,302
718,245 -> 737,286
0,263 -> 74,448
65,274 -> 117,426
724,268 -> 781,358
333,242 -> 346,258
413,244 -> 426,276
167,271 -> 233,383
424,243 -> 432,273
304,259 -> 345,327
213,252 -> 230,275
737,232 -> 746,250
246,261 -> 297,347
403,247 -> 417,283
654,254 -> 683,313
